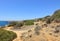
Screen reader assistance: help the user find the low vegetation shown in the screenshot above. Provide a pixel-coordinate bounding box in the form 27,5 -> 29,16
50,10 -> 60,22
23,20 -> 34,25
8,20 -> 34,27
7,21 -> 17,27
0,28 -> 17,41
36,10 -> 60,24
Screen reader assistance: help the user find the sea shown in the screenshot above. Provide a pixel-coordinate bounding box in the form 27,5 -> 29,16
0,21 -> 9,26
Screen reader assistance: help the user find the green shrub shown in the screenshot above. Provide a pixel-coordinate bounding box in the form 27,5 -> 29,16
14,22 -> 24,29
37,18 -> 43,21
24,20 -> 34,25
17,22 -> 24,27
46,18 -> 51,24
0,28 -> 17,41
8,21 -> 17,27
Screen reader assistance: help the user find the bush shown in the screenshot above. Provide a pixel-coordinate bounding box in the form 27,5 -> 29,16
0,28 -> 17,41
24,20 -> 34,25
8,21 -> 17,27
46,18 -> 51,24
14,22 -> 24,29
7,21 -> 24,29
37,18 -> 43,21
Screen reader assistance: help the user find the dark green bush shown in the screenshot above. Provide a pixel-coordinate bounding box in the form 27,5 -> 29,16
14,22 -> 24,29
8,21 -> 17,27
17,22 -> 24,27
0,28 -> 17,41
46,18 -> 51,24
24,20 -> 34,25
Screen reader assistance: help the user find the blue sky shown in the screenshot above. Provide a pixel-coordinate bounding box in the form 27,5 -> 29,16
0,0 -> 60,21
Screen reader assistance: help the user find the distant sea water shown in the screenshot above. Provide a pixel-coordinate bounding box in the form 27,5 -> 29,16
0,21 -> 9,26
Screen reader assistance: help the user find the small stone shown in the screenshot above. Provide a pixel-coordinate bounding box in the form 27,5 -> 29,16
49,33 -> 52,35
54,30 -> 59,33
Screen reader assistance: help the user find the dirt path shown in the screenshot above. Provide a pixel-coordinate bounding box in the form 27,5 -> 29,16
4,25 -> 35,41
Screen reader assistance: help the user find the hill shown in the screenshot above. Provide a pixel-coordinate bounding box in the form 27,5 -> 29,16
6,9 -> 60,28
50,10 -> 60,22
41,9 -> 60,24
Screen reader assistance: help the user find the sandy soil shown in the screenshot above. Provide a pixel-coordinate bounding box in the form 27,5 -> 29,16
4,25 -> 35,41
4,21 -> 60,41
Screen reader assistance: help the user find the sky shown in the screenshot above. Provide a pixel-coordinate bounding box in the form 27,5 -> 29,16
0,0 -> 60,21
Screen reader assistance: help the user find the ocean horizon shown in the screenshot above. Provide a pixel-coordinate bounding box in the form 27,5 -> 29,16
0,21 -> 9,26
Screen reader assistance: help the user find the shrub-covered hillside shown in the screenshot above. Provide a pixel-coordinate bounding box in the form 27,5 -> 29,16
0,28 -> 17,41
8,20 -> 34,27
34,9 -> 60,24
50,10 -> 60,21
7,9 -> 60,26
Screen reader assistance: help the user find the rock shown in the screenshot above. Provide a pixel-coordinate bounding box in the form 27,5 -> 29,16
49,33 -> 52,35
54,30 -> 59,33
54,25 -> 60,33
34,25 -> 41,35
55,25 -> 60,31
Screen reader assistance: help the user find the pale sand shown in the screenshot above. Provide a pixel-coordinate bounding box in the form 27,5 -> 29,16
4,22 -> 60,41
4,25 -> 35,41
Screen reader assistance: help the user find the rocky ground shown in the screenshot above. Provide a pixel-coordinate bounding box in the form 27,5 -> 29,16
4,22 -> 60,41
